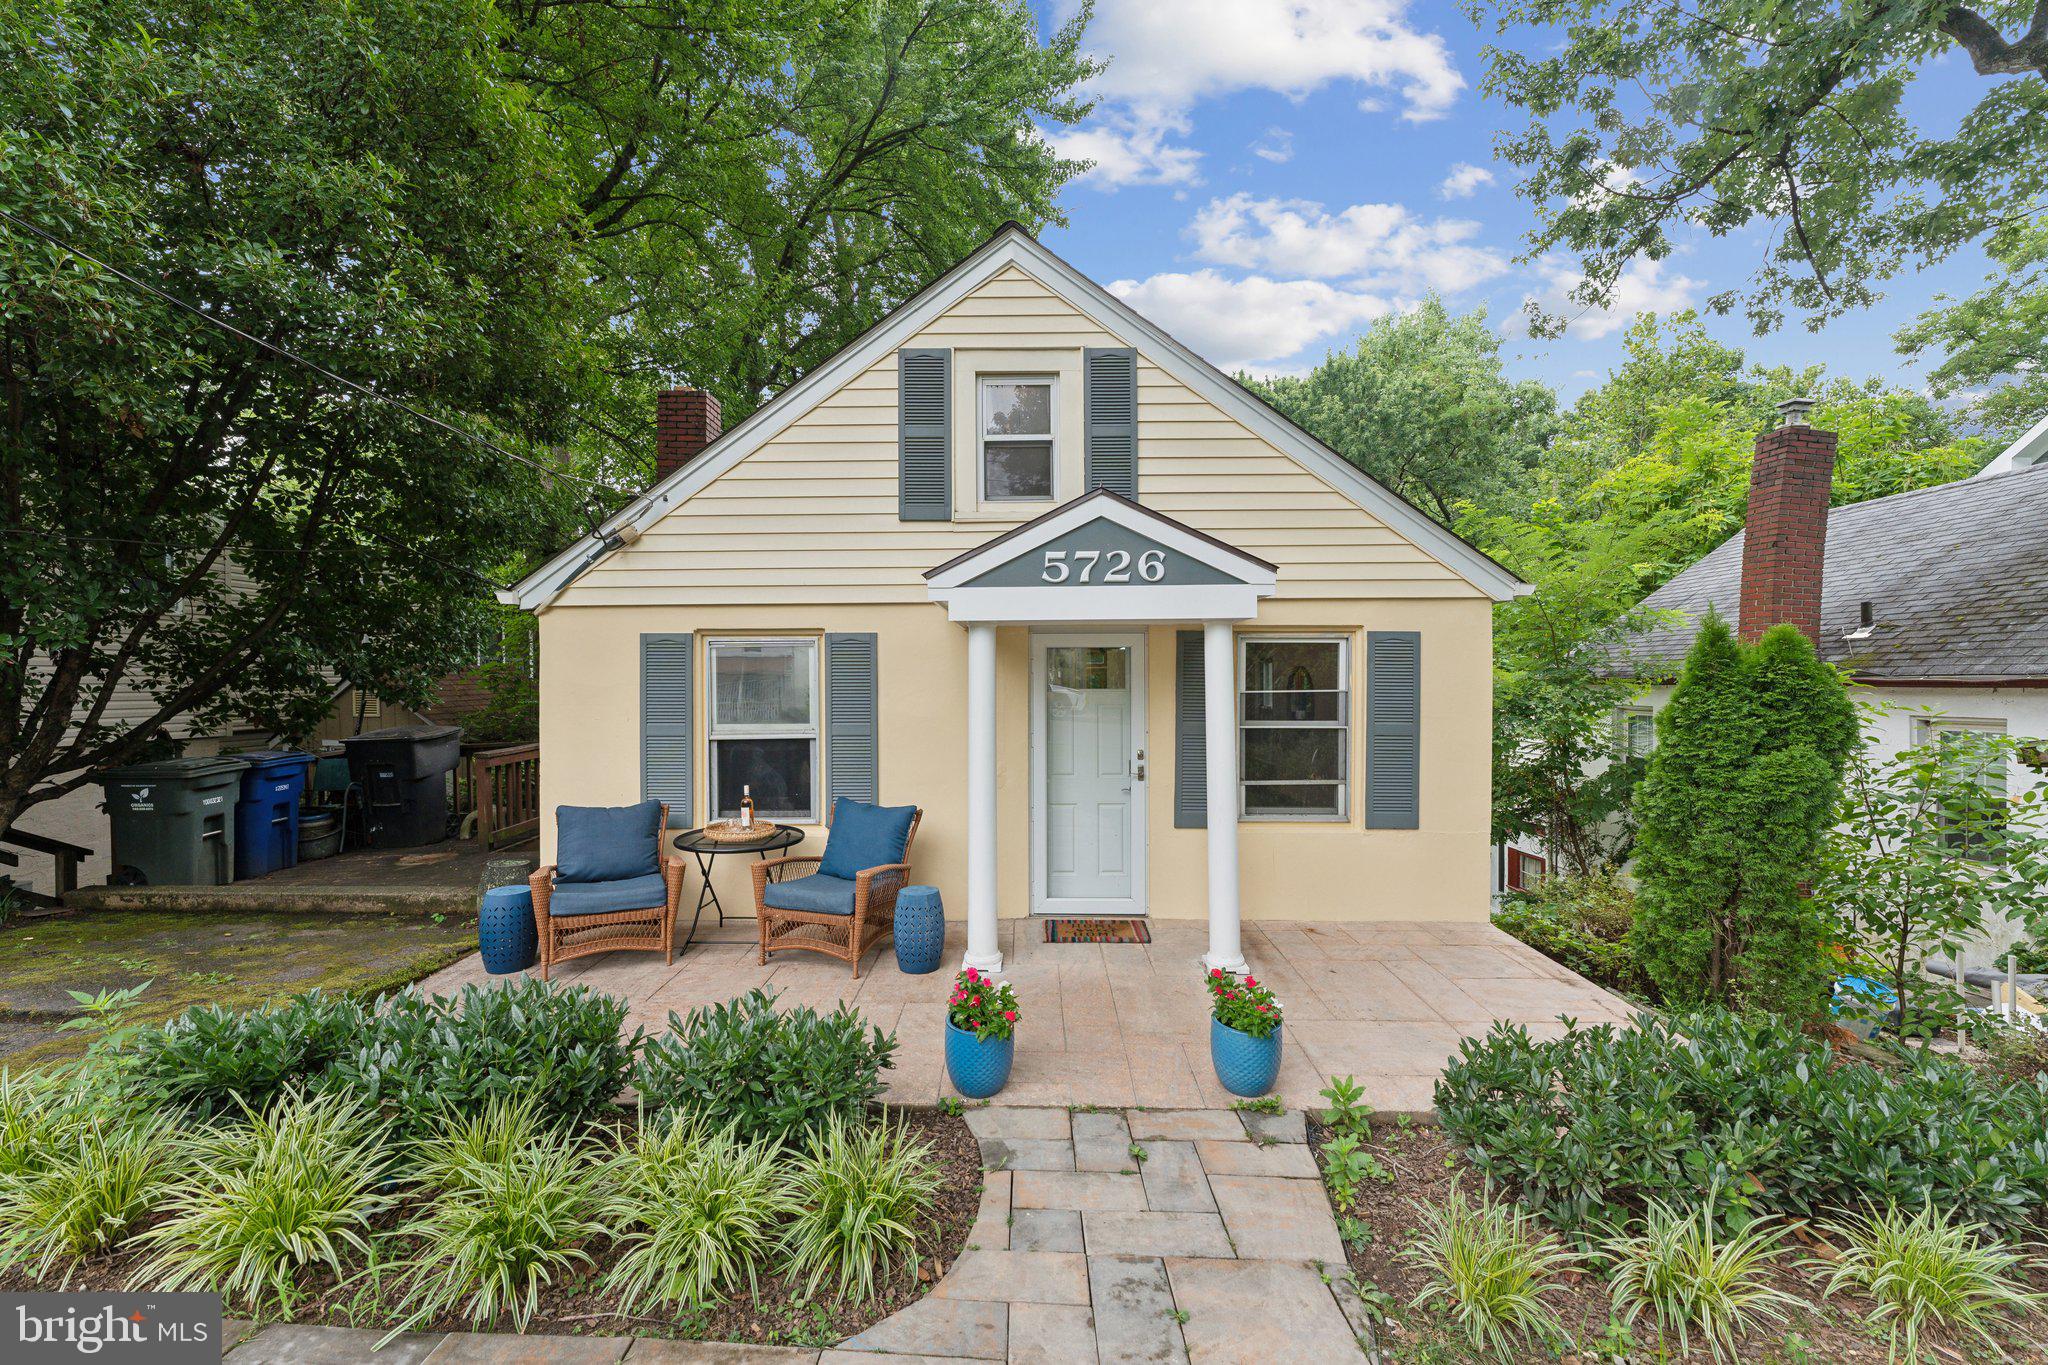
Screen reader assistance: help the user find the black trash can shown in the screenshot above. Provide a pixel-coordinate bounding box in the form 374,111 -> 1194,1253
339,725 -> 462,848
97,756 -> 248,886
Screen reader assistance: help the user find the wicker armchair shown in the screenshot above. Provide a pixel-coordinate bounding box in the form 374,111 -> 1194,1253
755,806 -> 921,978
528,802 -> 686,980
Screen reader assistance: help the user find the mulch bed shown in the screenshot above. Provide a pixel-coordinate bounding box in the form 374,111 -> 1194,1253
1,1105 -> 981,1351
1309,1118 -> 2048,1364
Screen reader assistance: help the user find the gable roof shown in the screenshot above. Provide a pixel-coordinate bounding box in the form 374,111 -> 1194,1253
1623,465 -> 2048,683
503,223 -> 1529,611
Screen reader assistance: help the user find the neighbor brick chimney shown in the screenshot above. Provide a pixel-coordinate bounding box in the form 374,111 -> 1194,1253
655,388 -> 721,484
1737,396 -> 1836,644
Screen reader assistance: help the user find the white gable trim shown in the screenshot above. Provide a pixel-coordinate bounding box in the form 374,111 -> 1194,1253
504,227 -> 1529,610
925,489 -> 1277,623
1976,410 -> 2048,478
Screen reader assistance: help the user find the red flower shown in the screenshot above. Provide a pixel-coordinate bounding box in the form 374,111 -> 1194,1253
964,967 -> 980,983
971,995 -> 981,1006
1222,991 -> 1234,1000
1003,1010 -> 1017,1022
1210,968 -> 1224,979
1245,976 -> 1259,988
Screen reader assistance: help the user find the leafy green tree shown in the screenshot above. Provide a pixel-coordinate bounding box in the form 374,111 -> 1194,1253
1244,299 -> 1559,522
1468,0 -> 2048,334
1820,712 -> 2048,1029
1630,615 -> 1858,1019
0,0 -> 595,840
501,0 -> 1101,484
1896,222 -> 2048,441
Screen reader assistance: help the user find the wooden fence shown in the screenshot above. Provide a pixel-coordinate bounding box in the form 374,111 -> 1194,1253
471,743 -> 540,850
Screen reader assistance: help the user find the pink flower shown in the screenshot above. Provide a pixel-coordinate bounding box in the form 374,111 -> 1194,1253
1003,1010 -> 1017,1022
1210,968 -> 1224,980
964,967 -> 980,983
1222,991 -> 1234,1000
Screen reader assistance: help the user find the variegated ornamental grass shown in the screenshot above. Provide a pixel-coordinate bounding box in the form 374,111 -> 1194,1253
1601,1195 -> 1801,1362
1401,1185 -> 1578,1356
1819,1200 -> 2047,1364
0,1077 -> 183,1287
780,1114 -> 941,1303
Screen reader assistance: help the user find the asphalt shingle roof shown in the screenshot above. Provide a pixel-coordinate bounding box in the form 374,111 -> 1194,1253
1620,465 -> 2048,682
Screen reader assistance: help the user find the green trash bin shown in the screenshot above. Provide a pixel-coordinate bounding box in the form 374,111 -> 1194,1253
97,756 -> 247,886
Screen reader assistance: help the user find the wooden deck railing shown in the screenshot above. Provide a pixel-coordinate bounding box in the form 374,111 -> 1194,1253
0,827 -> 90,908
473,743 -> 540,849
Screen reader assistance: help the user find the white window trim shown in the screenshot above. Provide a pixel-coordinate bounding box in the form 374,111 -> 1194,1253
978,374 -> 1058,503
1237,633 -> 1350,822
1618,706 -> 1656,757
707,636 -> 820,823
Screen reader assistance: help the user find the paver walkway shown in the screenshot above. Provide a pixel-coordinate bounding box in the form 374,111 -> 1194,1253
223,1106 -> 1371,1364
423,917 -> 1633,1115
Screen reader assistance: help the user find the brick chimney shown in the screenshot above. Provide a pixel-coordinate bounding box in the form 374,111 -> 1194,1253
655,388 -> 721,484
1737,396 -> 1836,644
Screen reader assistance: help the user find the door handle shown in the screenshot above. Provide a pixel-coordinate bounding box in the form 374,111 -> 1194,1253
1132,749 -> 1146,782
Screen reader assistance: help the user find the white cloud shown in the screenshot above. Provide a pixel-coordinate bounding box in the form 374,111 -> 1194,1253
1107,270 -> 1394,370
1516,257 -> 1704,339
1438,162 -> 1495,199
1045,112 -> 1203,189
1187,193 -> 1508,295
1067,0 -> 1463,121
1252,128 -> 1293,164
1050,0 -> 1463,193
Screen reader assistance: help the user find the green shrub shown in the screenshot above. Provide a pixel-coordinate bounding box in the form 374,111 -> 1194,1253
1436,1010 -> 2048,1240
1400,1185 -> 1576,1356
136,1089 -> 394,1312
1493,870 -> 1647,997
387,1126 -> 603,1336
0,1104 -> 181,1285
1601,1195 -> 1800,1362
635,989 -> 895,1146
780,1114 -> 939,1302
600,1115 -> 796,1311
127,990 -> 369,1119
323,980 -> 638,1138
1818,1200 -> 2045,1363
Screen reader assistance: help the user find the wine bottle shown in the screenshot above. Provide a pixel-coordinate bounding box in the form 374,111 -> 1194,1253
739,784 -> 755,830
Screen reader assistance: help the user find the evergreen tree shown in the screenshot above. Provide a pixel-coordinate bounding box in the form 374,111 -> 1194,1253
1630,614 -> 1856,1018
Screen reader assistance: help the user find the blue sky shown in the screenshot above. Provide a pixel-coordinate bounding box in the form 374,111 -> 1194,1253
1028,0 -> 1997,404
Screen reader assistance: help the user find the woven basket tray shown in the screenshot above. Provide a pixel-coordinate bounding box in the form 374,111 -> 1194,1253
698,821 -> 777,844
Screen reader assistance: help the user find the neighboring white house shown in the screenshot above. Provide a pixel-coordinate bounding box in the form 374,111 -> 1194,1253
1499,407 -> 2048,974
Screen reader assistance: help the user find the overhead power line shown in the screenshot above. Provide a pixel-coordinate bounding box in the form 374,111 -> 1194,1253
0,207 -> 625,500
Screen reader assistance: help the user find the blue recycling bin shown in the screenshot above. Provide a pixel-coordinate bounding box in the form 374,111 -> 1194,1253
232,749 -> 313,880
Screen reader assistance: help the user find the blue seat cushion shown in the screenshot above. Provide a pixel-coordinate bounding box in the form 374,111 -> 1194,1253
761,873 -> 858,916
548,872 -> 667,917
817,798 -> 917,880
556,801 -> 661,883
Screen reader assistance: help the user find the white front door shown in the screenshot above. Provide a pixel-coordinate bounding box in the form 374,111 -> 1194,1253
1031,633 -> 1147,916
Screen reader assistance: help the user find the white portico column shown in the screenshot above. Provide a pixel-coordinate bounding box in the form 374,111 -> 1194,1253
963,621 -> 1003,974
1202,619 -> 1248,974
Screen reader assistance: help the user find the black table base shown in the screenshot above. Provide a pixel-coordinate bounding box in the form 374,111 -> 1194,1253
669,825 -> 805,954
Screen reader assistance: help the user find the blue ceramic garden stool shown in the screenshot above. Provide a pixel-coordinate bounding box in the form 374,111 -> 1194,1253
478,883 -> 538,975
1210,1017 -> 1283,1098
894,884 -> 945,975
946,1017 -> 1014,1099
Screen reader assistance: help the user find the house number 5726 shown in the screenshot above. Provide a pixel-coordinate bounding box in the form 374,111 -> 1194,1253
1041,548 -> 1166,583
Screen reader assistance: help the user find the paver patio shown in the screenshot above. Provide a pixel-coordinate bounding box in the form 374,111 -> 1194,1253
225,1106 -> 1379,1364
420,915 -> 1632,1113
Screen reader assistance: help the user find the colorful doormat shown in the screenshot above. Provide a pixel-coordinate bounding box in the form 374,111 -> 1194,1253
1043,918 -> 1151,944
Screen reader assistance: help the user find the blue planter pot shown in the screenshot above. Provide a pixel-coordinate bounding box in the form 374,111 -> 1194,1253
945,1017 -> 1014,1099
1210,1016 -> 1282,1098
894,885 -> 945,975
478,883 -> 537,975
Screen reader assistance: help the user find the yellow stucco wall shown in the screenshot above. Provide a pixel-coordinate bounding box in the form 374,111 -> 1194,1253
535,597 -> 1493,924
532,254 -> 1497,923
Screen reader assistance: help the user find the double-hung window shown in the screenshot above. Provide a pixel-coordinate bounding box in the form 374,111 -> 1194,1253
1916,716 -> 2009,857
1239,636 -> 1350,819
1618,708 -> 1656,758
980,376 -> 1056,501
708,638 -> 818,822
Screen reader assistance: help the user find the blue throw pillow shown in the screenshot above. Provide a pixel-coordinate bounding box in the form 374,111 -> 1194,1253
555,801 -> 662,883
818,798 -> 917,880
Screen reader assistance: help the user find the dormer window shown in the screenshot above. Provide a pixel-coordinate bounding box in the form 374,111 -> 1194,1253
980,376 -> 1056,501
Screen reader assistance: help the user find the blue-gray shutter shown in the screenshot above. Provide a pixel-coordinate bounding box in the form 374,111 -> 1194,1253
1084,347 -> 1138,499
1365,631 -> 1420,830
898,348 -> 951,520
1174,630 -> 1206,828
825,632 -> 879,811
640,632 -> 693,822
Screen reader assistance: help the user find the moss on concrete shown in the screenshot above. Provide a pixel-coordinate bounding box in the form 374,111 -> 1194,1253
0,909 -> 478,1067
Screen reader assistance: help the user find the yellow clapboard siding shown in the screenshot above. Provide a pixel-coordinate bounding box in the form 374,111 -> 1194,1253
570,259 -> 1472,603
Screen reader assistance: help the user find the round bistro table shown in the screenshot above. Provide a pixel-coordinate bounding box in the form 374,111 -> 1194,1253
669,824 -> 805,952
